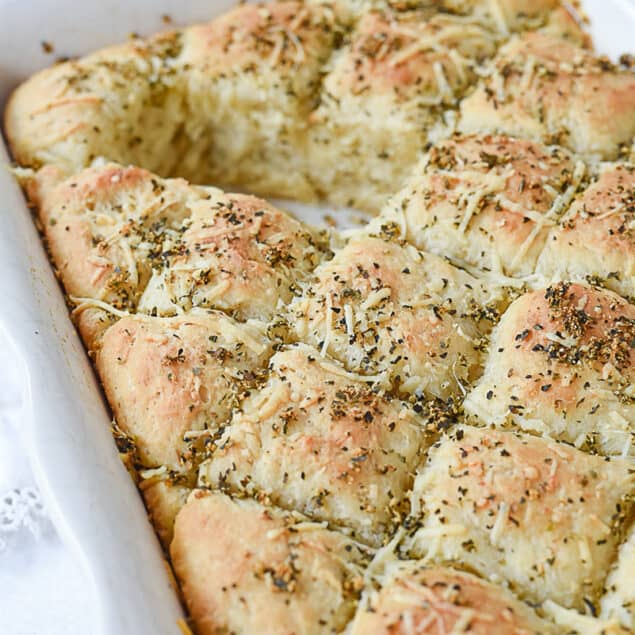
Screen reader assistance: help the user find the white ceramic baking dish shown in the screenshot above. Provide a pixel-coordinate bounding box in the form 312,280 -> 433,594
0,1 -> 633,633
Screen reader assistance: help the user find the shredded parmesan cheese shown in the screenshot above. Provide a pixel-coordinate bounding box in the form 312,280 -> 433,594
315,356 -> 388,384
509,161 -> 585,270
360,287 -> 392,311
490,502 -> 508,546
321,292 -> 333,357
344,303 -> 355,339
487,0 -> 510,34
70,296 -> 131,318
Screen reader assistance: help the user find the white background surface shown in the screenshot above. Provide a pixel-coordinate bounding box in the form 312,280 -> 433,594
0,0 -> 633,633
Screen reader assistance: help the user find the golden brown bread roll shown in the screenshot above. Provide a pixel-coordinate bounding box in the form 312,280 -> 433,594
376,133 -> 585,277
536,163 -> 635,300
170,489 -> 373,635
95,311 -> 272,472
308,10 -> 498,211
25,163 -> 199,311
459,32 -> 635,160
199,343 -> 434,546
349,560 -> 558,634
464,283 -> 635,456
5,33 -> 186,176
408,425 -> 634,610
175,1 -> 340,199
289,231 -> 507,399
137,190 -> 329,321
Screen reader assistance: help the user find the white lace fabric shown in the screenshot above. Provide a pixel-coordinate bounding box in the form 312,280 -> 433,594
0,331 -> 95,634
0,486 -> 49,552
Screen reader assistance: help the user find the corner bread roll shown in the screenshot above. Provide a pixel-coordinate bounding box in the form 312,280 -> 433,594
171,490 -> 373,635
601,523 -> 635,631
349,561 -> 557,634
289,233 -> 506,399
378,134 -> 584,277
5,32 -> 186,176
95,312 -> 272,472
459,32 -> 635,160
309,10 -> 498,212
25,163 -> 203,311
537,163 -> 635,300
464,283 -> 635,456
200,343 -> 433,546
177,1 -> 340,199
408,426 -> 634,610
26,163 -> 328,321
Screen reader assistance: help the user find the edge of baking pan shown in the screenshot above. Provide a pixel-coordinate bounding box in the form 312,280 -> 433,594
0,1 -> 240,632
0,138 -> 186,633
0,107 -> 185,635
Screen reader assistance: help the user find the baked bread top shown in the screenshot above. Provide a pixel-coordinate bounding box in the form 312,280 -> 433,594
464,282 -> 635,456
459,31 -> 635,159
349,560 -> 558,634
5,1 -> 635,634
409,425 -> 633,608
170,489 -> 373,634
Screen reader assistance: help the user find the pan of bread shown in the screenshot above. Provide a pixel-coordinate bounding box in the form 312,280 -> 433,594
1,0 -> 634,633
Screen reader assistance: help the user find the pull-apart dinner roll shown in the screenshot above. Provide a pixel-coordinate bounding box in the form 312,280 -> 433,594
376,133 -> 584,277
459,32 -> 635,160
25,163 -> 201,311
26,163 -> 328,320
94,311 -> 272,472
536,163 -> 635,300
464,283 -> 635,456
137,190 -> 329,321
288,232 -> 506,399
308,10 -> 498,211
199,343 -> 434,546
177,1 -> 340,199
601,522 -> 635,631
349,560 -> 557,634
170,489 -> 374,635
408,425 -> 634,610
5,32 -> 187,176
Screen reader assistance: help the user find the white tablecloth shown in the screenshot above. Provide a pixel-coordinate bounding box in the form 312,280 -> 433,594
0,333 -> 95,634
